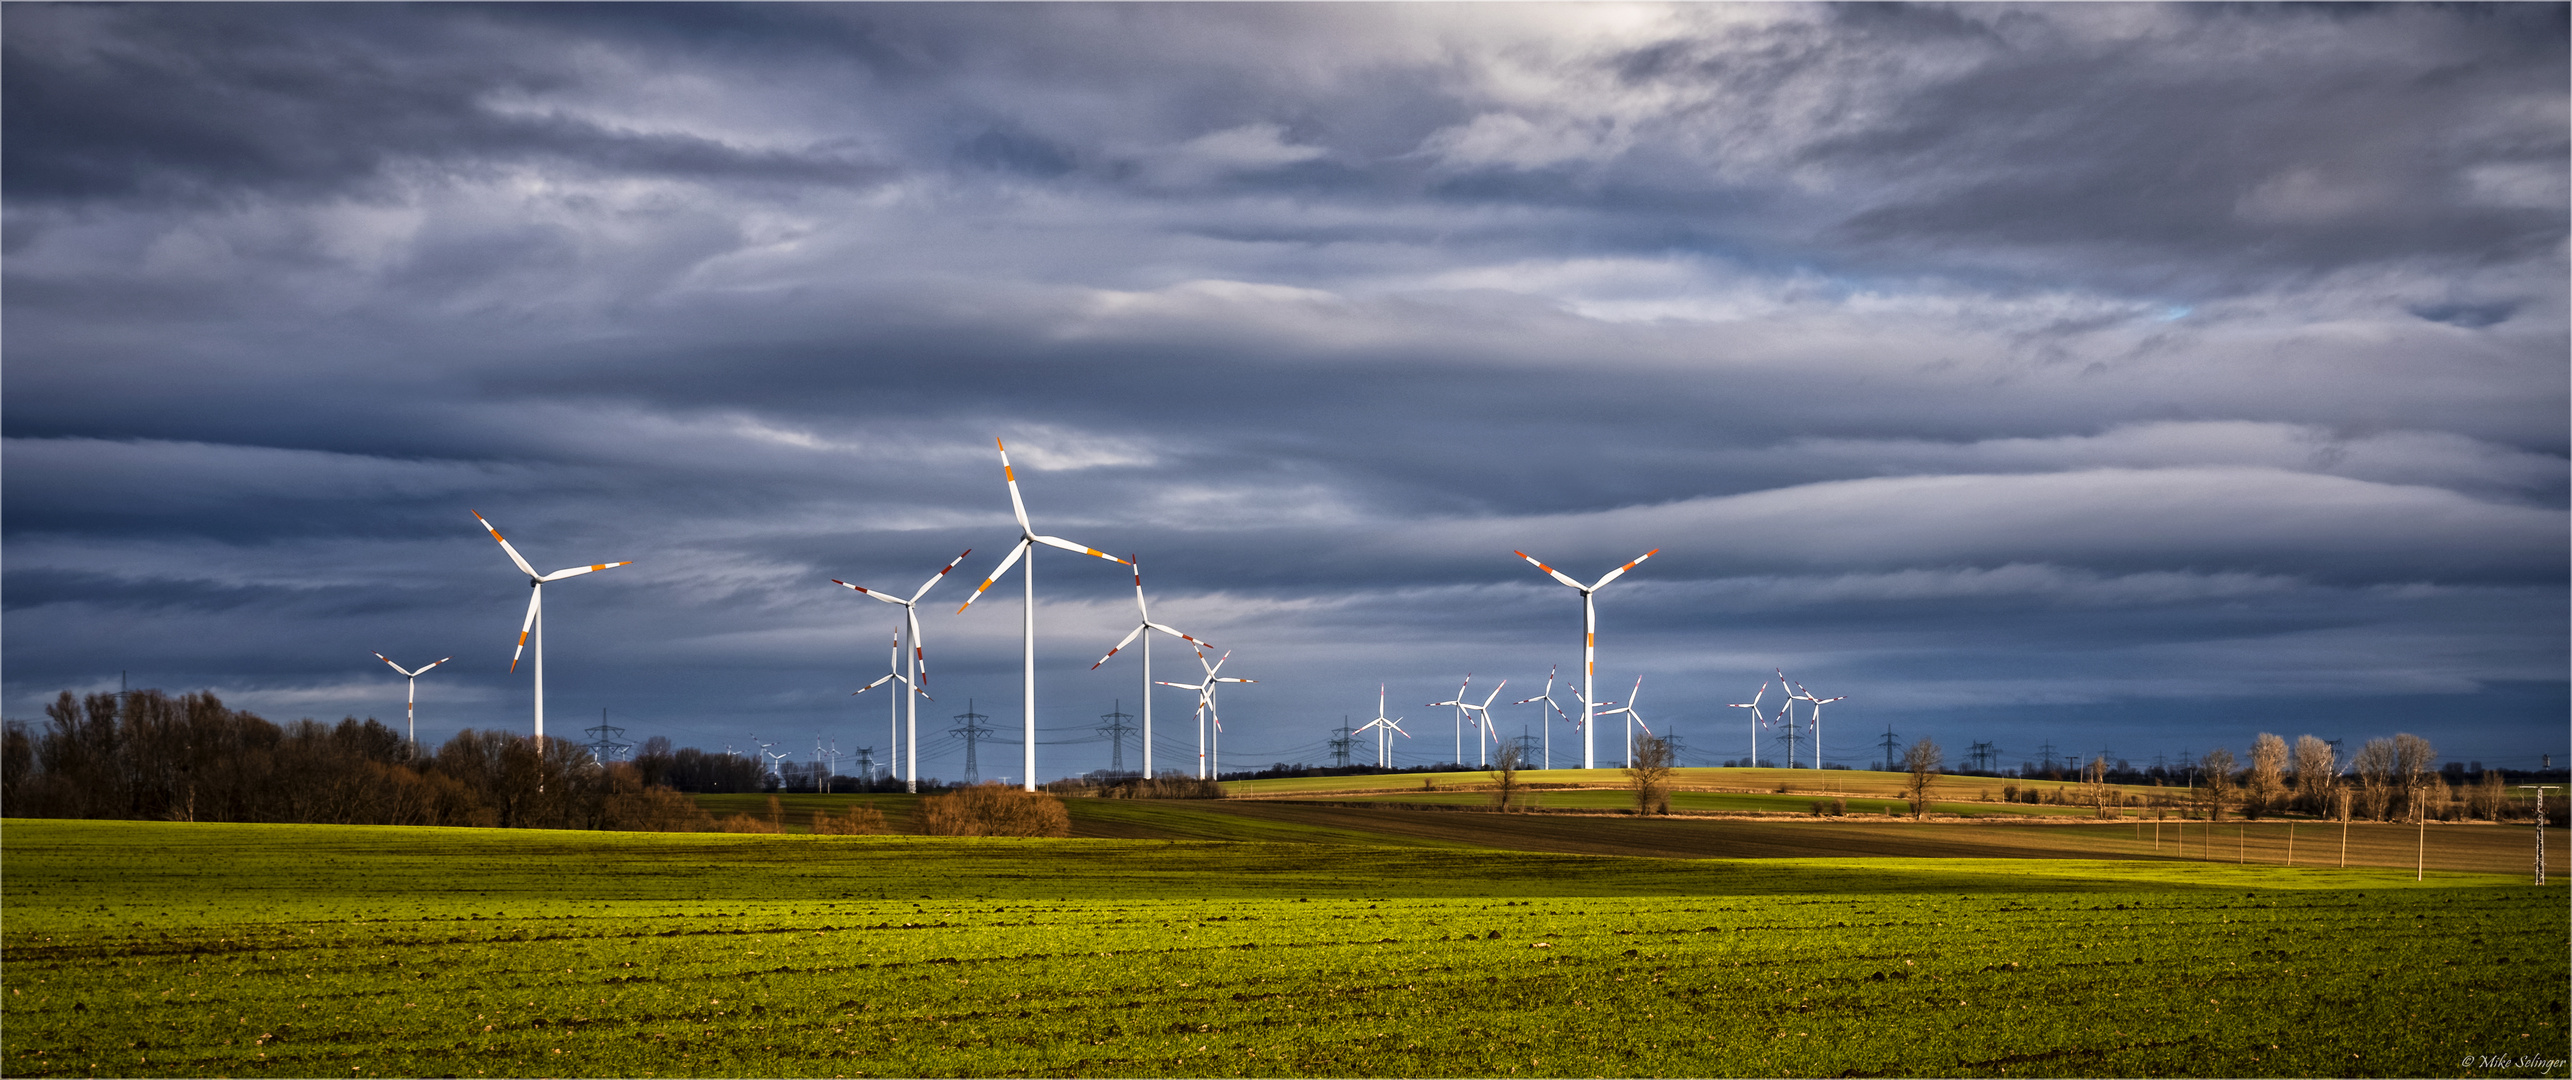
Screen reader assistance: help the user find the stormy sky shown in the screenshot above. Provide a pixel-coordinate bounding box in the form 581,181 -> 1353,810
6,2 -> 2565,782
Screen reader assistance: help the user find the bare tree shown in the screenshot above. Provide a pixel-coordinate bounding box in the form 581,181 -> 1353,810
2084,755 -> 2115,817
2392,733 -> 2437,821
1490,740 -> 1525,812
2292,734 -> 2337,814
1627,734 -> 1674,815
1902,738 -> 1943,819
2197,747 -> 2237,821
2245,734 -> 2288,818
2351,738 -> 2397,820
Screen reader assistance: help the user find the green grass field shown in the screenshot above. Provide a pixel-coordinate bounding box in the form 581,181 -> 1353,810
5,818 -> 2564,1078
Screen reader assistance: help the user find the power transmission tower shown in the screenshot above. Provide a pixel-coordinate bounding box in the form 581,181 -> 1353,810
1880,725 -> 1903,772
584,710 -> 630,763
1512,727 -> 1541,763
951,701 -> 994,785
2038,741 -> 2059,774
1329,717 -> 1355,769
851,745 -> 877,786
1774,719 -> 1802,769
1663,730 -> 1687,766
1097,701 -> 1137,777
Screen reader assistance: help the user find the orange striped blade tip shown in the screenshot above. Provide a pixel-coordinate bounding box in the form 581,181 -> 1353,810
1513,551 -> 1556,574
956,579 -> 999,613
833,580 -> 875,594
472,511 -> 504,542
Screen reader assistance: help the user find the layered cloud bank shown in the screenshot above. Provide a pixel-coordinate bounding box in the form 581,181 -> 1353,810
5,4 -> 2563,772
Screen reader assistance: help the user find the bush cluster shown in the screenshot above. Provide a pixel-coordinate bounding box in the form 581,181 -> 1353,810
916,783 -> 1071,837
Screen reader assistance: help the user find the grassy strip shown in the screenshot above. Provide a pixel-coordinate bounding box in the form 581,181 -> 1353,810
4,819 -> 2565,1078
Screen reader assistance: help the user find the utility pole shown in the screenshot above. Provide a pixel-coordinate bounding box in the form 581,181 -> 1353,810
2521,785 -> 2558,884
951,701 -> 994,785
1097,701 -> 1137,778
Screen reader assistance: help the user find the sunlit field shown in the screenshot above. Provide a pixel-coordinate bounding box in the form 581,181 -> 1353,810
5,819 -> 2563,1078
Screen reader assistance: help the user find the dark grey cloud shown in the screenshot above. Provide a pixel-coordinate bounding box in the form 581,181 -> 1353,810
5,3 -> 2563,777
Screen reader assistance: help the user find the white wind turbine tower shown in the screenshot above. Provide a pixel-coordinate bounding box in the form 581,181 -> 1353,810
1091,555 -> 1212,780
852,628 -> 908,780
834,549 -> 971,794
1594,677 -> 1656,766
1156,648 -> 1253,779
472,511 -> 631,749
1513,665 -> 1572,770
1354,686 -> 1410,768
956,439 -> 1131,791
1727,680 -> 1771,768
1794,682 -> 1845,771
370,652 -> 451,750
1427,674 -> 1481,767
1514,548 -> 1658,770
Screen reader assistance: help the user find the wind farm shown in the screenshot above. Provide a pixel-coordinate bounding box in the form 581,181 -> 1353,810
6,6 -> 2565,1079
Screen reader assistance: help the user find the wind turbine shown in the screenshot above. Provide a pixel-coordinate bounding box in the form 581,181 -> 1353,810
1596,677 -> 1653,766
1353,684 -> 1410,768
1514,665 -> 1572,770
956,439 -> 1131,791
1156,648 -> 1253,779
834,549 -> 971,794
1428,675 -> 1480,768
472,511 -> 631,749
1727,680 -> 1771,767
853,627 -> 931,788
1092,555 -> 1212,780
1514,548 -> 1658,770
1794,683 -> 1845,771
370,652 -> 451,750
1461,679 -> 1509,767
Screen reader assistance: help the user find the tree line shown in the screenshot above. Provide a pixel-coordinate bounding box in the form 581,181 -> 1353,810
2,689 -> 785,830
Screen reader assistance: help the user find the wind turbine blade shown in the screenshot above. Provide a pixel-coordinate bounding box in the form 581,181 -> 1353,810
852,673 -> 899,694
1145,622 -> 1212,651
472,511 -> 541,579
906,608 -> 930,690
833,579 -> 911,606
418,656 -> 452,673
1093,623 -> 1148,669
907,549 -> 975,603
373,652 -> 413,677
510,586 -> 540,672
1514,550 -> 1588,592
541,561 -> 632,582
1034,535 -> 1129,564
1588,548 -> 1660,589
1214,677 -> 1255,684
957,539 -> 1032,613
1478,679 -> 1509,708
996,439 -> 1033,533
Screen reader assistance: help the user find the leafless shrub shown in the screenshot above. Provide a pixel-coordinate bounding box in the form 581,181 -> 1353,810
811,802 -> 892,835
917,783 -> 1071,837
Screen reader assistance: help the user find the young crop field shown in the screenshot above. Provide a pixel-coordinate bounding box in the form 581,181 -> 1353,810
5,819 -> 2564,1078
